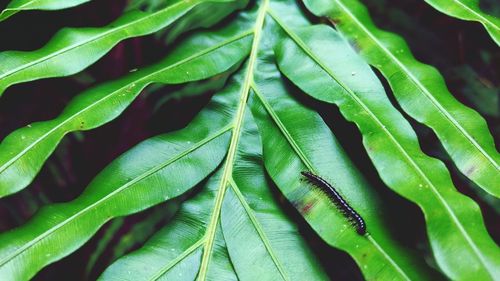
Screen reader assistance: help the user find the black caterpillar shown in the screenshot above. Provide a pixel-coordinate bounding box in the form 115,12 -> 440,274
301,171 -> 367,236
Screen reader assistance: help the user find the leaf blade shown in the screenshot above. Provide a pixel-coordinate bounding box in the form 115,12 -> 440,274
99,171 -> 236,281
250,71 -> 433,281
220,112 -> 329,281
424,0 -> 500,45
0,22 -> 253,197
0,83 -> 238,280
0,0 -> 241,95
273,21 -> 500,280
303,0 -> 500,197
0,0 -> 91,22
101,80 -> 330,281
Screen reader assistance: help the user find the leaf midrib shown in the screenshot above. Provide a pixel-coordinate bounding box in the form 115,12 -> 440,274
268,10 -> 492,276
0,0 -> 38,20
228,179 -> 290,281
0,125 -> 232,268
332,0 -> 499,171
251,84 -> 411,281
447,0 -> 499,31
366,236 -> 412,281
197,1 -> 269,279
6,0 -> 46,11
251,84 -> 314,171
0,0 -> 190,81
0,30 -> 253,175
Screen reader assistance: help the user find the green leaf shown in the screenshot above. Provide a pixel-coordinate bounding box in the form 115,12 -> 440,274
302,0 -> 500,198
0,0 -> 91,22
0,81 -> 237,280
220,115 -> 330,281
83,1 -> 440,279
273,21 -> 500,280
99,4 -> 330,279
99,171 -> 240,281
249,30 -> 435,280
2,0 -> 493,279
0,20 -> 253,198
424,0 -> 500,45
0,0 -> 238,96
101,92 -> 329,281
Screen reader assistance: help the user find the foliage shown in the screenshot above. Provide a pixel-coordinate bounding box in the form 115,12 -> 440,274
0,0 -> 498,280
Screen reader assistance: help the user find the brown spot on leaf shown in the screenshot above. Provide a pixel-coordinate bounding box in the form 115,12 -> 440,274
300,200 -> 318,215
301,202 -> 314,214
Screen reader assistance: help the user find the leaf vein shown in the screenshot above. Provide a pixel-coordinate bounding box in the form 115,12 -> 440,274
268,9 -> 492,277
228,179 -> 290,281
0,124 -> 231,268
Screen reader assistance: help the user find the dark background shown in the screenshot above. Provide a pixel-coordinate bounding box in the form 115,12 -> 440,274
0,0 -> 498,280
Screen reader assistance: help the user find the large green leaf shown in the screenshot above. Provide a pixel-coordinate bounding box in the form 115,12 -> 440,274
0,0 -> 91,22
0,19 -> 253,198
1,0 -> 493,279
102,2 -> 435,279
100,109 -> 330,281
302,0 -> 500,198
273,21 -> 500,280
249,25 -> 435,281
0,0 -> 242,96
424,0 -> 500,45
99,171 -> 239,281
0,77 -> 239,280
220,114 -> 330,281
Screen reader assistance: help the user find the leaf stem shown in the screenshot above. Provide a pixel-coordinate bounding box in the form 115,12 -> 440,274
197,0 -> 269,279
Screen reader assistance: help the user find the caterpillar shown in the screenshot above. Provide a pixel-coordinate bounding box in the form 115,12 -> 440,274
301,171 -> 367,236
